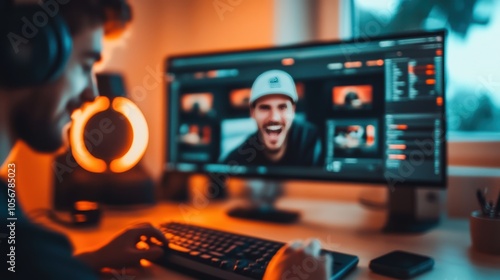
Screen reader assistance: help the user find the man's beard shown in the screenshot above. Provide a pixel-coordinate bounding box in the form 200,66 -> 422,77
14,112 -> 63,153
265,145 -> 282,154
258,127 -> 287,155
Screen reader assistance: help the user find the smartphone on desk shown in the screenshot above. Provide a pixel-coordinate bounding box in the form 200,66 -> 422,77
369,250 -> 434,279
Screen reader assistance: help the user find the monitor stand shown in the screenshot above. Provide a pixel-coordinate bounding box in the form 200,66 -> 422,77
383,187 -> 441,233
227,179 -> 300,224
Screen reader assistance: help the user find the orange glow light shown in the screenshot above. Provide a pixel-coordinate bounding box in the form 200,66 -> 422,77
207,70 -> 217,78
70,96 -> 109,173
344,61 -> 362,68
332,84 -> 373,105
389,154 -> 406,160
194,72 -> 205,79
140,259 -> 152,267
366,125 -> 375,146
74,201 -> 99,211
295,82 -> 305,99
70,96 -> 148,174
110,97 -> 149,173
281,58 -> 295,66
436,49 -> 443,56
426,79 -> 436,85
74,214 -> 87,223
366,60 -> 377,66
389,144 -> 407,150
390,124 -> 408,130
436,97 -> 443,106
366,59 -> 384,67
181,93 -> 214,114
136,241 -> 149,250
408,65 -> 414,74
230,88 -> 251,107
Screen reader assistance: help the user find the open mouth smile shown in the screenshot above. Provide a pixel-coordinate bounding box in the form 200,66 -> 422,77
265,125 -> 283,136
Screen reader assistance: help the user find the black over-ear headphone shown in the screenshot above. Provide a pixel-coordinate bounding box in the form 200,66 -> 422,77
0,0 -> 72,88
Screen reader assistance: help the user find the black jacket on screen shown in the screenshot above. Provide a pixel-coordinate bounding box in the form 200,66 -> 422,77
223,120 -> 322,166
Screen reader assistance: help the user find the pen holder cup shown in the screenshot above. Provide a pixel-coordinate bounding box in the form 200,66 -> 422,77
470,210 -> 500,255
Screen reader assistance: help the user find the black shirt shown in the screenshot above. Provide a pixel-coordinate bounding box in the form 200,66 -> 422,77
223,120 -> 322,166
0,180 -> 97,280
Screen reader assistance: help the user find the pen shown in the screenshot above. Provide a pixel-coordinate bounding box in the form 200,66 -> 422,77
495,192 -> 500,217
489,201 -> 495,217
476,189 -> 489,216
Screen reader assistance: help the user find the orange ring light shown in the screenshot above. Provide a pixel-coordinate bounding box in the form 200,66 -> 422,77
71,96 -> 109,173
70,96 -> 148,174
110,97 -> 149,173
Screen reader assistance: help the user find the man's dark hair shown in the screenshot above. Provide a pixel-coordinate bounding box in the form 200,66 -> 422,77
344,91 -> 360,105
0,0 -> 12,12
60,0 -> 132,37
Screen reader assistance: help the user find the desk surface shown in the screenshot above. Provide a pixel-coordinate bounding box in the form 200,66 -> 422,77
44,198 -> 500,280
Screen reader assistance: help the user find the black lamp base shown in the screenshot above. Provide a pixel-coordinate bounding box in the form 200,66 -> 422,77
53,162 -> 155,211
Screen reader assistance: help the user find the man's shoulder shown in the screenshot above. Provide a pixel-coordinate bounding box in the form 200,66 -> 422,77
289,120 -> 320,144
0,181 -> 97,279
293,120 -> 318,134
223,133 -> 261,163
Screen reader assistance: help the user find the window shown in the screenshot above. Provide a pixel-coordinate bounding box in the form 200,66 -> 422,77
349,0 -> 500,134
345,0 -> 500,168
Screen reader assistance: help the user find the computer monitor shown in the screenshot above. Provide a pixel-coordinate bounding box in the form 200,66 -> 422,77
165,30 -> 446,232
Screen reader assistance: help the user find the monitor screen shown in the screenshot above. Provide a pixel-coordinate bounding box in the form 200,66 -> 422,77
165,31 -> 446,187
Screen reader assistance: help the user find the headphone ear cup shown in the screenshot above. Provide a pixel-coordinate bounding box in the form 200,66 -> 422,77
0,6 -> 72,88
44,12 -> 72,83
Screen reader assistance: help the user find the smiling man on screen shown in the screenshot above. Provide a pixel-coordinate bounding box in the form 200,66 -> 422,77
223,69 -> 322,166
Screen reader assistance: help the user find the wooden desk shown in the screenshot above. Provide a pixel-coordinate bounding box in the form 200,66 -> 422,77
43,198 -> 500,279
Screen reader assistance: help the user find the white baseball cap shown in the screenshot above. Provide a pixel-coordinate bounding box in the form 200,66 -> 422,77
249,70 -> 298,105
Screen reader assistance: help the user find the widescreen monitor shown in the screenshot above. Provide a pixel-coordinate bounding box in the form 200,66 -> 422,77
165,31 -> 446,191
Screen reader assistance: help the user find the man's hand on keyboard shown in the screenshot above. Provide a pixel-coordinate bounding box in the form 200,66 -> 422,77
76,223 -> 169,271
263,238 -> 333,280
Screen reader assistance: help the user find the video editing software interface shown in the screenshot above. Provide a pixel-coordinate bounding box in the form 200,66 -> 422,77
166,32 -> 445,185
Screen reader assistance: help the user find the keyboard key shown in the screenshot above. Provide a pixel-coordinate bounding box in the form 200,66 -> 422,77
243,267 -> 253,275
256,257 -> 266,263
168,243 -> 191,253
209,251 -> 225,258
251,268 -> 265,277
224,244 -> 239,254
200,254 -> 212,260
189,251 -> 201,257
220,260 -> 235,270
211,258 -> 221,266
234,259 -> 250,272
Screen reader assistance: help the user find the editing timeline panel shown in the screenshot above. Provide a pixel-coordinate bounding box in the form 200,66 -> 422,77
385,114 -> 442,182
384,50 -> 444,183
386,56 -> 443,101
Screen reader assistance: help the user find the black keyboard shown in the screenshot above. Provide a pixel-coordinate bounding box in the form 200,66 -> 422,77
156,222 -> 358,280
